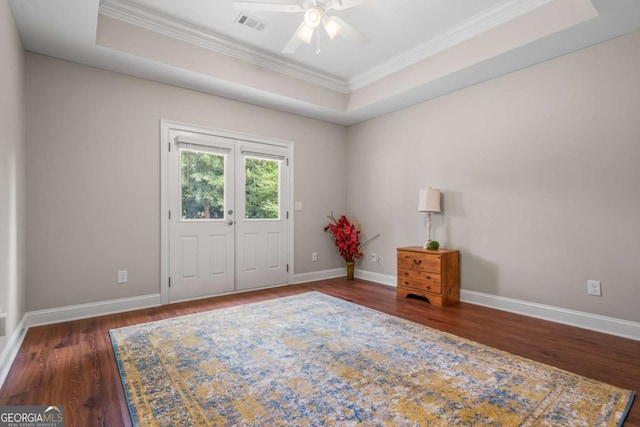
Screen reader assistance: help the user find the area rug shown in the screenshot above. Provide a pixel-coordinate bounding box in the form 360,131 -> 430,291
110,292 -> 634,426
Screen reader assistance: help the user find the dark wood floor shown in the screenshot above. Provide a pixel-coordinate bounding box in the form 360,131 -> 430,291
1,279 -> 638,426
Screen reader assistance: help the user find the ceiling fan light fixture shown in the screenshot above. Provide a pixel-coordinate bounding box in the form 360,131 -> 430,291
269,0 -> 369,54
296,24 -> 314,43
304,8 -> 322,28
323,16 -> 342,39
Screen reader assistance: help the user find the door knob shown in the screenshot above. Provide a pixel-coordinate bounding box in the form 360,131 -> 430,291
227,220 -> 234,226
228,209 -> 234,215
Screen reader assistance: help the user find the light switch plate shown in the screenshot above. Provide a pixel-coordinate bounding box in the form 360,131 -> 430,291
587,280 -> 601,296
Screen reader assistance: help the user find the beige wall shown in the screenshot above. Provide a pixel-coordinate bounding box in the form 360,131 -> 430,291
21,28 -> 640,323
0,2 -> 26,352
348,31 -> 640,323
25,53 -> 347,311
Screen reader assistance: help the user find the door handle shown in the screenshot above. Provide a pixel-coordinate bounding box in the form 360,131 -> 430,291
227,220 -> 234,226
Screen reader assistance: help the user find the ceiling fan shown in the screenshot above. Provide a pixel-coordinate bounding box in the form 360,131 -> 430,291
233,0 -> 371,54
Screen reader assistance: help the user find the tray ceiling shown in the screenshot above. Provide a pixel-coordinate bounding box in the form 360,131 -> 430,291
9,0 -> 640,125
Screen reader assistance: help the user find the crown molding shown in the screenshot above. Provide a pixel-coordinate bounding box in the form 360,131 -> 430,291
98,0 -> 351,93
348,0 -> 553,90
99,0 -> 553,95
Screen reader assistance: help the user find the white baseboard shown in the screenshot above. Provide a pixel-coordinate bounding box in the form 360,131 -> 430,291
294,268 -> 345,284
355,269 -> 640,341
460,290 -> 640,341
25,294 -> 162,328
1,293 -> 162,388
3,277 -> 637,390
295,268 -> 399,287
0,315 -> 28,388
355,269 -> 397,287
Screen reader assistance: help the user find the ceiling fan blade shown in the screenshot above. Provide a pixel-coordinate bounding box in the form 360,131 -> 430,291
282,22 -> 306,53
330,0 -> 372,11
233,1 -> 304,13
329,16 -> 368,46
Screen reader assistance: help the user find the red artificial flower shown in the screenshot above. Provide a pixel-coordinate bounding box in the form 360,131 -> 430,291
324,215 -> 363,262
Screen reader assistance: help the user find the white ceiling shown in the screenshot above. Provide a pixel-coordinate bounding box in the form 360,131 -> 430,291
8,0 -> 640,125
123,0 -> 507,81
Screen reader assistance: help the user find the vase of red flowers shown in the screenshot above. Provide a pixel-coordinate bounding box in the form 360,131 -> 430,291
324,215 -> 363,280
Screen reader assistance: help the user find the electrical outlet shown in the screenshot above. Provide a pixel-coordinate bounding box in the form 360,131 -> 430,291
371,253 -> 379,263
311,252 -> 318,262
118,270 -> 128,284
587,280 -> 601,296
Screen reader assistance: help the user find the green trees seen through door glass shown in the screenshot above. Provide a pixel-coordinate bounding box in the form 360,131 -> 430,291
180,150 -> 280,220
245,157 -> 280,219
181,150 -> 225,219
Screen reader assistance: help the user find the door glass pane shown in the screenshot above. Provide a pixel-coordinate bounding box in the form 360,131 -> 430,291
181,149 -> 225,220
245,157 -> 280,219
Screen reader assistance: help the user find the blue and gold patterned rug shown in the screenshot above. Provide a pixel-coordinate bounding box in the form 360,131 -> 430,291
110,292 -> 634,426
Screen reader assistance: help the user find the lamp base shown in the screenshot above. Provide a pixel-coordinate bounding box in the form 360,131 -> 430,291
423,212 -> 433,249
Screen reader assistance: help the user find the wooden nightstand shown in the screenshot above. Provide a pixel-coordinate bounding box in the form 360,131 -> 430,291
396,247 -> 460,306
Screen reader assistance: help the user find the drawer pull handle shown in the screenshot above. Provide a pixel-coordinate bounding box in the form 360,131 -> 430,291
412,259 -> 422,265
404,272 -> 409,276
426,276 -> 431,280
426,286 -> 431,290
404,281 -> 409,285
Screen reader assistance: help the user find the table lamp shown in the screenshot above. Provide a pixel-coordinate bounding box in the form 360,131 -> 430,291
418,188 -> 441,249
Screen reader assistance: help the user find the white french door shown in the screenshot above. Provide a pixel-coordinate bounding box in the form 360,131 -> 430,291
235,142 -> 289,291
165,125 -> 291,303
168,131 -> 236,301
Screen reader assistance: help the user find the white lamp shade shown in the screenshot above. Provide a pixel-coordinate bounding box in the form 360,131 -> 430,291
418,188 -> 441,212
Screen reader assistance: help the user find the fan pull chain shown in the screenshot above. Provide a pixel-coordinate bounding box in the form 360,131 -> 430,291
316,30 -> 321,55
